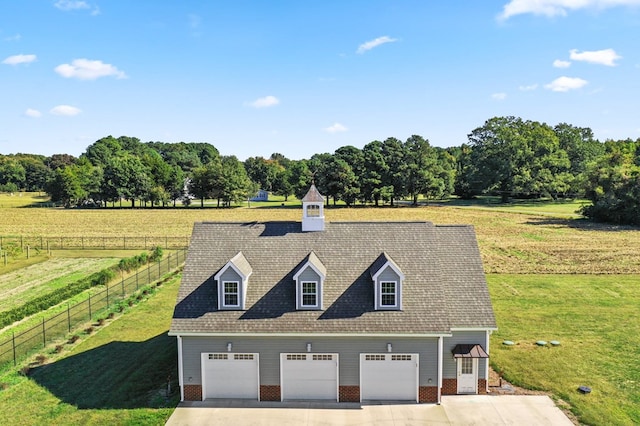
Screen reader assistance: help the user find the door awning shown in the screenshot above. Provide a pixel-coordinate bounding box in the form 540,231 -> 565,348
451,344 -> 489,358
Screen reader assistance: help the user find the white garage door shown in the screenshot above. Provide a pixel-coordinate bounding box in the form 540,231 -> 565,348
360,353 -> 418,401
201,353 -> 259,400
280,353 -> 338,401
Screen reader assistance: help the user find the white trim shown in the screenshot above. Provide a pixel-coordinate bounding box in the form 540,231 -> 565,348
379,280 -> 399,308
177,335 -> 184,402
169,331 -> 452,337
437,335 -> 443,405
485,330 -> 490,393
300,281 -> 319,308
451,327 -> 498,332
371,262 -> 405,282
221,280 -> 241,308
293,262 -> 325,281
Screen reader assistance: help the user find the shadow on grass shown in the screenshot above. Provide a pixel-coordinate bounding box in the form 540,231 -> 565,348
28,332 -> 179,409
525,216 -> 640,232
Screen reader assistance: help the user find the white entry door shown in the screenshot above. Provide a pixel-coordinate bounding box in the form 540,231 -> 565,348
456,357 -> 478,394
360,353 -> 418,401
201,353 -> 259,400
280,353 -> 338,401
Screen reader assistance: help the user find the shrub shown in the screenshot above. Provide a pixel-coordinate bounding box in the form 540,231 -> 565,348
35,354 -> 46,364
150,246 -> 163,262
54,344 -> 64,353
0,266 -> 116,329
84,326 -> 94,334
68,334 -> 79,344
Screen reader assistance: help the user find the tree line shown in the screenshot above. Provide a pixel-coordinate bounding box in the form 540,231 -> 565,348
1,116 -> 638,225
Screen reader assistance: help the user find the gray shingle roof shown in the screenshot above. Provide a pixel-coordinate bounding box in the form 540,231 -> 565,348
170,221 -> 496,335
301,184 -> 324,202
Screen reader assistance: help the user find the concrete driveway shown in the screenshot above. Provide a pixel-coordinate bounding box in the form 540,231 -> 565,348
165,395 -> 574,425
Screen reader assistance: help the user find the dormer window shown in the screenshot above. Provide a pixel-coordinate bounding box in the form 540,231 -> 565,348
380,281 -> 398,307
214,252 -> 252,310
223,281 -> 240,307
301,282 -> 318,307
294,252 -> 326,310
370,253 -> 404,311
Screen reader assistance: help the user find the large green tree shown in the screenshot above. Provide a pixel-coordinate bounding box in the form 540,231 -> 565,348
464,116 -> 571,202
582,139 -> 640,225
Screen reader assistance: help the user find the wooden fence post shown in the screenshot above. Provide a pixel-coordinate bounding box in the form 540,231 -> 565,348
42,317 -> 46,348
67,303 -> 71,332
12,332 -> 16,366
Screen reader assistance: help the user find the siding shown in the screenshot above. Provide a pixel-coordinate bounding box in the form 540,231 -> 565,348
443,331 -> 488,379
181,336 -> 439,386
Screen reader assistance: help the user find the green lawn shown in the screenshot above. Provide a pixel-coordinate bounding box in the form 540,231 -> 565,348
0,275 -> 181,426
488,274 -> 640,425
0,258 -> 119,312
0,192 -> 52,208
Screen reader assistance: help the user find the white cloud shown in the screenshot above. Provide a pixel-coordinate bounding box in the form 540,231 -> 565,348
519,84 -> 538,91
2,54 -> 37,65
498,0 -> 640,20
50,105 -> 82,116
544,76 -> 588,92
248,95 -> 280,108
55,59 -> 127,80
553,59 -> 571,68
24,108 -> 42,118
491,92 -> 507,100
357,36 -> 398,54
570,48 -> 621,66
54,0 -> 88,10
324,123 -> 348,133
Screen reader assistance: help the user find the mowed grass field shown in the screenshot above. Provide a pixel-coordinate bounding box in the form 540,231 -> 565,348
1,196 -> 639,424
0,274 -> 181,426
0,258 -> 118,313
2,202 -> 639,274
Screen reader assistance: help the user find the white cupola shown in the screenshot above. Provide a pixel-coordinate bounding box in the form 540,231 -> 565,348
301,183 -> 325,232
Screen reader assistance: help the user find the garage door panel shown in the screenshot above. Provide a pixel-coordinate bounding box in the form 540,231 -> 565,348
361,354 -> 418,401
202,353 -> 259,399
281,353 -> 338,400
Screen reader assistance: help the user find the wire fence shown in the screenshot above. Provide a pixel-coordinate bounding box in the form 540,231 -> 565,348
0,249 -> 187,368
0,235 -> 190,251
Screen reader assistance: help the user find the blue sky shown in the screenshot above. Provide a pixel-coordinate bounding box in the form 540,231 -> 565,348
2,0 -> 640,160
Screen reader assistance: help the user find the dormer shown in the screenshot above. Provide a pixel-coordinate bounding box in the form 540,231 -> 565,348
214,252 -> 252,310
369,253 -> 404,310
301,183 -> 325,232
293,252 -> 326,310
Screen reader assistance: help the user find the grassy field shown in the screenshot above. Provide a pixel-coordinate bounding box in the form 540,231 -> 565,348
1,202 -> 638,274
0,274 -> 181,426
489,274 -> 639,425
0,258 -> 118,313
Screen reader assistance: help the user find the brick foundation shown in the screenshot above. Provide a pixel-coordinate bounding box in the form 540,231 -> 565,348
260,385 -> 281,401
418,386 -> 438,403
478,379 -> 487,394
183,384 -> 202,401
339,385 -> 360,402
441,378 -> 457,395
